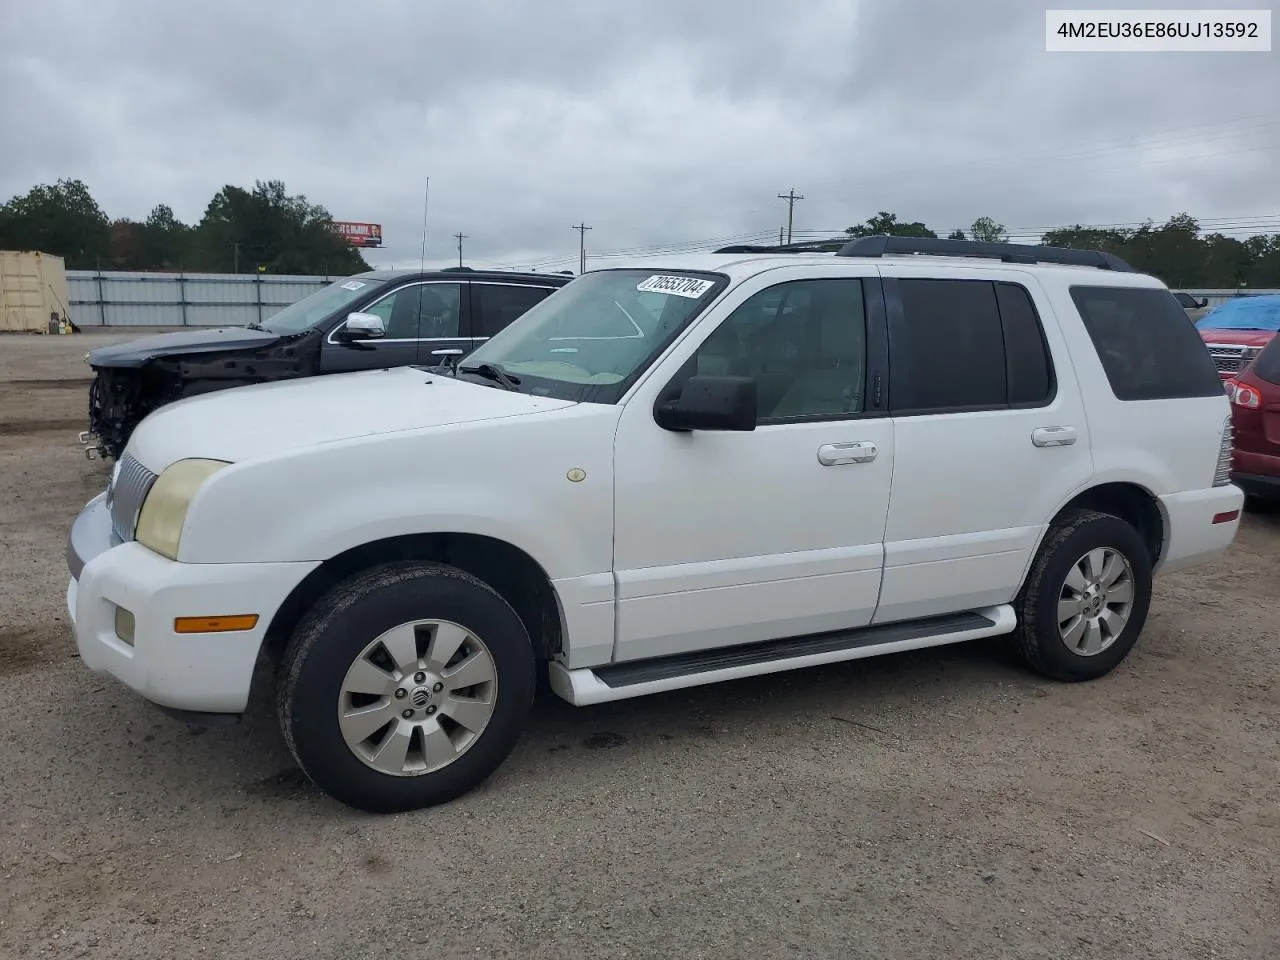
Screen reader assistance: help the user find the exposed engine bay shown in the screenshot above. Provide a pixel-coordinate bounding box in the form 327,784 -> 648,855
84,330 -> 321,459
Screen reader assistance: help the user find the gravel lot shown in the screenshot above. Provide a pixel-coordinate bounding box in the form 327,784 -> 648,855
1,332 -> 1277,960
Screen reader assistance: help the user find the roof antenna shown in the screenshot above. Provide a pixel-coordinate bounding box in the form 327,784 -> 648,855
418,176 -> 430,275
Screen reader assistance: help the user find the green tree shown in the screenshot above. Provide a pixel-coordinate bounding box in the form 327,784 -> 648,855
845,211 -> 937,239
0,178 -> 111,268
141,204 -> 193,269
947,229 -> 966,240
969,216 -> 1008,243
1201,233 -> 1252,288
1124,213 -> 1204,287
192,180 -> 369,275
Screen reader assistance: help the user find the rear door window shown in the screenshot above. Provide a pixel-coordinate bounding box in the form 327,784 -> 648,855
1069,286 -> 1223,401
473,283 -> 556,338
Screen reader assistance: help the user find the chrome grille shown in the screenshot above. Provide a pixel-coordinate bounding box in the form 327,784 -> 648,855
108,454 -> 158,541
1207,343 -> 1247,374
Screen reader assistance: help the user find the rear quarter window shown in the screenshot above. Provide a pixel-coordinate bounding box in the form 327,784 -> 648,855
1069,286 -> 1223,401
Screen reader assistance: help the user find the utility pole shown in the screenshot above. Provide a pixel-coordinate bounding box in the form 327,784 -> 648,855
572,222 -> 592,274
777,188 -> 804,244
453,232 -> 467,267
778,227 -> 784,245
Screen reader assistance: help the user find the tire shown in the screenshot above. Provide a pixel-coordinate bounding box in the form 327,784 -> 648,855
1012,509 -> 1153,682
277,561 -> 536,813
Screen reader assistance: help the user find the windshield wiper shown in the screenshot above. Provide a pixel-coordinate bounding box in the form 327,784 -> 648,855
459,363 -> 521,391
244,322 -> 264,331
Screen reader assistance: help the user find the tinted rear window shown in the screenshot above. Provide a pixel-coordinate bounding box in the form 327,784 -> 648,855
1069,286 -> 1223,401
1251,336 -> 1280,385
891,278 -> 1007,412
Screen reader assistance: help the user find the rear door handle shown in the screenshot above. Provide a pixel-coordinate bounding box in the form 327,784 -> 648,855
1032,426 -> 1077,447
430,348 -> 465,357
817,441 -> 878,465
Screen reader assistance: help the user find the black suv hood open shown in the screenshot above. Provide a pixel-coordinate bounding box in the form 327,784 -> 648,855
88,327 -> 289,369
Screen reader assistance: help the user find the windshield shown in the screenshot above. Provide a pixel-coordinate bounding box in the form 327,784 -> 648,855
459,268 -> 726,401
258,277 -> 386,334
1195,296 -> 1280,332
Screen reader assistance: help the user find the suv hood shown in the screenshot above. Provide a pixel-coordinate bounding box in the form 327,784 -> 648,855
127,366 -> 576,468
88,326 -> 288,368
1197,328 -> 1276,347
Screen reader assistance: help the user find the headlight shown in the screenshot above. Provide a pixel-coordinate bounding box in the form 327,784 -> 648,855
135,459 -> 230,560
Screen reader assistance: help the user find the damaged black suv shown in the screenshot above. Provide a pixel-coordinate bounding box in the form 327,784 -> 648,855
83,267 -> 570,459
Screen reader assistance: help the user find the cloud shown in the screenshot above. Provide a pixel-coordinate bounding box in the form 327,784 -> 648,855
2,0 -> 1278,271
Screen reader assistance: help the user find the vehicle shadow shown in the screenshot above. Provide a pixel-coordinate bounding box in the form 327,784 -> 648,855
128,634 -> 1042,812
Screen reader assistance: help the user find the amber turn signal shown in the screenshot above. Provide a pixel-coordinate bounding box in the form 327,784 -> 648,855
173,614 -> 260,634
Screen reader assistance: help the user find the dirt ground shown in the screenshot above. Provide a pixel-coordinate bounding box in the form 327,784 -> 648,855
0,331 -> 1277,960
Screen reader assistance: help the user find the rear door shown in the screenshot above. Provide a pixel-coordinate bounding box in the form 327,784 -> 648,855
468,281 -> 559,355
873,268 -> 1094,624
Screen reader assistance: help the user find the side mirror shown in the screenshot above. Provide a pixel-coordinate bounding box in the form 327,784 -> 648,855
654,375 -> 757,432
336,312 -> 385,343
1196,297 -> 1209,309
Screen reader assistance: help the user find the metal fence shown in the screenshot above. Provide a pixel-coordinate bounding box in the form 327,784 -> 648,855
66,270 -> 342,327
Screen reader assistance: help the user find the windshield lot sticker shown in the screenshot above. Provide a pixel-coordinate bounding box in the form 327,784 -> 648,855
636,275 -> 714,298
340,280 -> 367,291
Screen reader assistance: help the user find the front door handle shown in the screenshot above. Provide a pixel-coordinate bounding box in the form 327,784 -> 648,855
1032,426 -> 1078,447
817,441 -> 878,466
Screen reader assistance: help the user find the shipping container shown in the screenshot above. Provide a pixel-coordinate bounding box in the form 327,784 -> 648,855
0,251 -> 72,332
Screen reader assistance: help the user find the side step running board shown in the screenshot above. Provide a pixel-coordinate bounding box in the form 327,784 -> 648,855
548,605 -> 1016,706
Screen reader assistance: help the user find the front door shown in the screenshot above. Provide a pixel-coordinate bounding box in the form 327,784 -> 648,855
611,269 -> 894,663
320,281 -> 469,373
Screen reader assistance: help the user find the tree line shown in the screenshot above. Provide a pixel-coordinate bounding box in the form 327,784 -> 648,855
5,177 -> 1280,288
0,178 -> 371,275
840,211 -> 1280,289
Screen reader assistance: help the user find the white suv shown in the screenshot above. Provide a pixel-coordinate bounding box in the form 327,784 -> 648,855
66,235 -> 1243,813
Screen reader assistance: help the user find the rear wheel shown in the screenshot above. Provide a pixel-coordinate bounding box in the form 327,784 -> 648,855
1013,509 -> 1153,682
277,562 -> 536,813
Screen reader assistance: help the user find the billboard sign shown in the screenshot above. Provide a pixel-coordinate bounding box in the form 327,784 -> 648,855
329,221 -> 383,248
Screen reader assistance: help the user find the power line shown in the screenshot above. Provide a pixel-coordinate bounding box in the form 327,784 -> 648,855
777,188 -> 804,244
572,222 -> 592,274
484,210 -> 1280,273
453,232 -> 467,267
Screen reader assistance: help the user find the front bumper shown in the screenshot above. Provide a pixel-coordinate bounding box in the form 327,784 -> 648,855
67,492 -> 319,714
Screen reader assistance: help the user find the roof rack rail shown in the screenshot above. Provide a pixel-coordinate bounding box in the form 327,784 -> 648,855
713,239 -> 846,255
836,235 -> 1136,272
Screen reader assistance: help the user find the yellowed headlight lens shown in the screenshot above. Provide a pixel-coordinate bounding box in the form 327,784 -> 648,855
135,459 -> 229,560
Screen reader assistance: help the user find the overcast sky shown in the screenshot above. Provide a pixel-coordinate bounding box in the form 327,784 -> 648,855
2,0 -> 1278,272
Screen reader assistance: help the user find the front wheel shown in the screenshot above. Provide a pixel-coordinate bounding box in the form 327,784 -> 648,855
277,562 -> 536,813
1013,509 -> 1153,682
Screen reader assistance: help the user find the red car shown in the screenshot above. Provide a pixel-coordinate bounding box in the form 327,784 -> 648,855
1196,294 -> 1280,380
1225,332 -> 1280,502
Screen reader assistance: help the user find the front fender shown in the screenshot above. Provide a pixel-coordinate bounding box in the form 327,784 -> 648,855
177,408 -> 619,583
